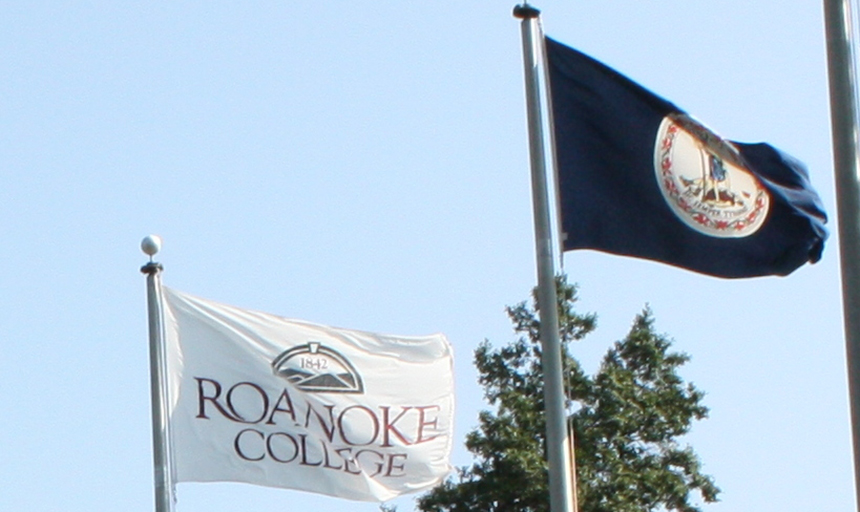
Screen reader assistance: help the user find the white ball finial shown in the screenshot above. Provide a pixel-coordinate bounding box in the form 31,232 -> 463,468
141,235 -> 163,257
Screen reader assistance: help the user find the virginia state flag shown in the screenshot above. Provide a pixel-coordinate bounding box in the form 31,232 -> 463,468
545,37 -> 828,278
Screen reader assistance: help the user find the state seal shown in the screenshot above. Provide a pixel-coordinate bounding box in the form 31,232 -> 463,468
653,113 -> 769,237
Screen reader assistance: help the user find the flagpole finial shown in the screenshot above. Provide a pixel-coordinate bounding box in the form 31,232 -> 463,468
141,235 -> 164,274
141,234 -> 162,258
513,3 -> 540,19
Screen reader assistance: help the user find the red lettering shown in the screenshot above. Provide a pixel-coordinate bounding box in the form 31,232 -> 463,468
266,389 -> 297,425
234,428 -> 265,461
226,382 -> 269,424
415,405 -> 442,444
385,453 -> 408,477
267,432 -> 299,463
337,405 -> 380,446
298,434 -> 323,467
355,449 -> 385,477
303,403 -> 336,442
335,447 -> 362,475
322,441 -> 343,470
381,406 -> 413,447
195,377 -> 239,421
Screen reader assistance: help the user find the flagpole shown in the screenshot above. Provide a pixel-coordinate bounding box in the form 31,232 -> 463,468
824,1 -> 860,509
141,235 -> 175,512
514,5 -> 577,512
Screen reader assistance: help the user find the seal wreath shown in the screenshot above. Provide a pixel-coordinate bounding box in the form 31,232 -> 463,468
654,113 -> 770,238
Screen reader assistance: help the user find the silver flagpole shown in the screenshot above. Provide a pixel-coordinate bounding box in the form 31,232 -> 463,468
824,1 -> 860,509
140,235 -> 175,512
514,5 -> 577,512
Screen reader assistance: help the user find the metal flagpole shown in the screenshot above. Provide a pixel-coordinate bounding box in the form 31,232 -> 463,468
514,5 -> 577,512
140,235 -> 175,512
824,1 -> 860,509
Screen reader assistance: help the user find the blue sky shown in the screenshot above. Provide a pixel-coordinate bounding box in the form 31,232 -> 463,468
0,1 -> 853,511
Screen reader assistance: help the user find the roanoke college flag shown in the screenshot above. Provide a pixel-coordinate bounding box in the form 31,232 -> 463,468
162,287 -> 455,502
545,37 -> 828,278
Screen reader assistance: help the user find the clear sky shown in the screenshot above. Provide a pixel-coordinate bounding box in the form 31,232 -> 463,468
0,1 -> 853,511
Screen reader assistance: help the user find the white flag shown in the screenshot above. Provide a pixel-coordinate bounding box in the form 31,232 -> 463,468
162,287 -> 455,502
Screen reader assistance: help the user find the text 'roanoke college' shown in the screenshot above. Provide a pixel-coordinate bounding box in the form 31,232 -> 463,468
191,377 -> 447,478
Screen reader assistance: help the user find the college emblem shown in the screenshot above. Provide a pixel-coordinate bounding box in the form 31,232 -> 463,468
272,342 -> 364,393
654,113 -> 769,237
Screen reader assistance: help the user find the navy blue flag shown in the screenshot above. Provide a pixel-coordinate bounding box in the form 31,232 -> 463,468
545,37 -> 828,278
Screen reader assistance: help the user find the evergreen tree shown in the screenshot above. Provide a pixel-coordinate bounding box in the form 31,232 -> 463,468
417,276 -> 719,512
